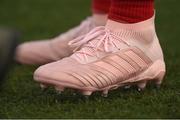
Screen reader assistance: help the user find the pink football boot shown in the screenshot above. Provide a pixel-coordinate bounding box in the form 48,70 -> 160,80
34,15 -> 166,96
16,14 -> 107,65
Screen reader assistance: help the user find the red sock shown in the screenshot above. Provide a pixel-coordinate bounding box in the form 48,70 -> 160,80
109,0 -> 154,23
92,0 -> 111,14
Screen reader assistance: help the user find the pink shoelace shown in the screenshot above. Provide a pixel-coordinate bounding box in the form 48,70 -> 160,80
69,26 -> 129,62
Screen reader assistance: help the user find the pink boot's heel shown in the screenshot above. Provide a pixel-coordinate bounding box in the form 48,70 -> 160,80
150,60 -> 166,89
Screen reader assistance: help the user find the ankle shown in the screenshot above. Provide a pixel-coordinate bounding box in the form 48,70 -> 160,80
92,14 -> 108,26
106,15 -> 155,32
105,15 -> 164,62
108,0 -> 154,23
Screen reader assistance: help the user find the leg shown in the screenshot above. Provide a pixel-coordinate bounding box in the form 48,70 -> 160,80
109,0 -> 154,23
92,0 -> 110,26
92,0 -> 110,14
0,29 -> 18,83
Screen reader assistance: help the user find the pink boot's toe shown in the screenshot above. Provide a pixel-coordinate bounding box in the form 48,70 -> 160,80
34,58 -> 85,89
34,65 -> 86,89
16,41 -> 57,65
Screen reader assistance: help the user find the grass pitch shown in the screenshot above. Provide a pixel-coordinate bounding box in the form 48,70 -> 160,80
0,0 -> 180,119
